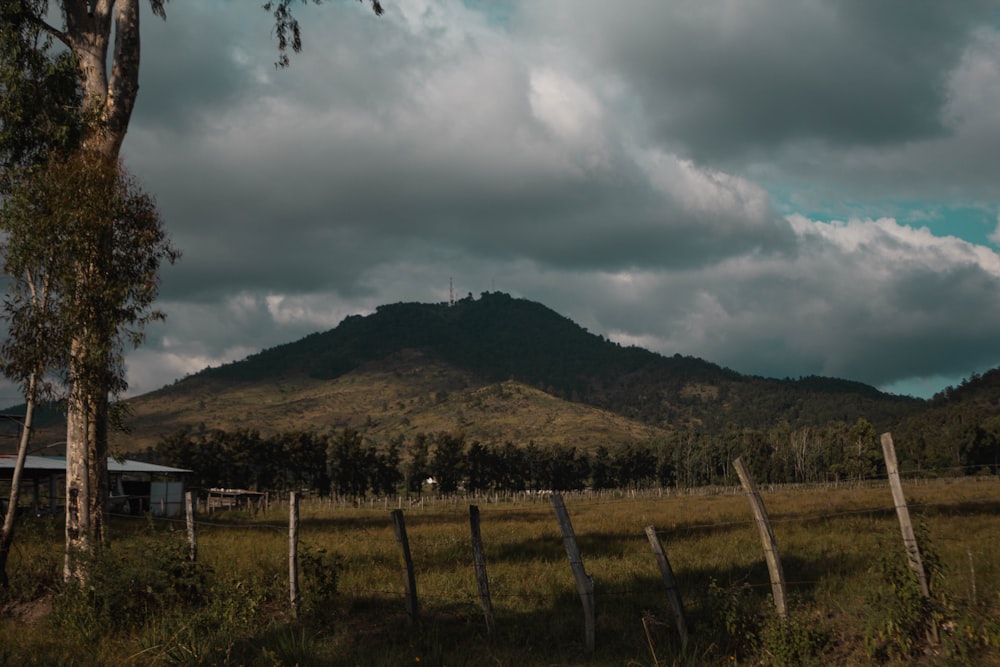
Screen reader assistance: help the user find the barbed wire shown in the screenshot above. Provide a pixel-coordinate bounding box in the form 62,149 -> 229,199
51,481 -> 1000,620
99,473 -> 997,537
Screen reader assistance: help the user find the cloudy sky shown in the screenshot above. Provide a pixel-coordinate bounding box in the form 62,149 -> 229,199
73,0 -> 1000,401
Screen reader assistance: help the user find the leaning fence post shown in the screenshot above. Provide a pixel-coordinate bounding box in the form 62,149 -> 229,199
645,525 -> 689,647
880,432 -> 938,642
391,509 -> 419,624
733,457 -> 788,618
469,505 -> 496,634
185,491 -> 197,562
289,491 -> 300,618
550,493 -> 595,653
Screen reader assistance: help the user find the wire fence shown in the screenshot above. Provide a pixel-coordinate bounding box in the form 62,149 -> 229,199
91,474 -> 997,610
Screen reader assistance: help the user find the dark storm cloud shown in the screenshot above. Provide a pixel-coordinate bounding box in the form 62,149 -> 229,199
570,216 -> 1000,388
104,0 -> 1000,398
130,3 -> 800,304
530,0 -> 989,163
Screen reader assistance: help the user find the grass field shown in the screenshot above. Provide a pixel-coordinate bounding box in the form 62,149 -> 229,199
2,477 -> 999,665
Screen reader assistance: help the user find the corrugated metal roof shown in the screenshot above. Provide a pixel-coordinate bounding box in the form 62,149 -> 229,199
0,454 -> 190,474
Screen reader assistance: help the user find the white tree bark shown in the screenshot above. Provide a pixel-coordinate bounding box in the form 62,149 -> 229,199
58,0 -> 142,577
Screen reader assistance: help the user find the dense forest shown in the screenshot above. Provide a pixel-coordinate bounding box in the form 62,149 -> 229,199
154,410 -> 997,496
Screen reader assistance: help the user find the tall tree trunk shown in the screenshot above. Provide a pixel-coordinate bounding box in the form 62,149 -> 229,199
0,373 -> 38,589
88,391 -> 109,545
60,0 -> 140,579
64,343 -> 92,582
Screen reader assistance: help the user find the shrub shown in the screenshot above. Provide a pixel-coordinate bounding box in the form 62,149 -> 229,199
53,528 -> 210,639
299,544 -> 341,624
863,528 -> 940,662
704,578 -> 762,659
759,613 -> 827,667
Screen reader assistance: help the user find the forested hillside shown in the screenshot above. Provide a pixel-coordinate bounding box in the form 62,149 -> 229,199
891,367 -> 1000,474
200,291 -> 920,433
12,292 -> 1000,487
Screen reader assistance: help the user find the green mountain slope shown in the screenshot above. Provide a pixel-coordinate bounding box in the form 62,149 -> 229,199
19,292 -> 928,453
200,292 -> 920,429
173,293 -> 919,432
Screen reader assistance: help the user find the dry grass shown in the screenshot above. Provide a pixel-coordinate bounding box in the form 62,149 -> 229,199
63,353 -> 672,454
2,477 -> 999,665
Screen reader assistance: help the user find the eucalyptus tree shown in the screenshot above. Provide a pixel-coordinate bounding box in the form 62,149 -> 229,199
0,0 -> 80,587
1,151 -> 177,579
1,0 -> 382,574
0,201 -> 57,588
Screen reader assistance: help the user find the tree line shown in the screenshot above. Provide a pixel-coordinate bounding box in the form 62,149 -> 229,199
154,415 -> 998,497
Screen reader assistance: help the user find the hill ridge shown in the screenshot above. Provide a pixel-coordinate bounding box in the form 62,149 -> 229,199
11,292 -> 936,453
95,293 -> 922,449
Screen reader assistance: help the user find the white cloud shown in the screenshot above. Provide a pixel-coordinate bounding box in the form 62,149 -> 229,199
639,149 -> 774,224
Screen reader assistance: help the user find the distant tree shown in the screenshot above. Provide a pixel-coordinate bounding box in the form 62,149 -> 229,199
612,445 -> 657,489
496,441 -> 526,492
404,433 -> 430,494
522,442 -> 546,491
547,446 -> 589,491
327,428 -> 368,496
590,446 -> 614,490
430,432 -> 466,495
370,440 -> 402,495
464,440 -> 493,493
848,417 -> 881,481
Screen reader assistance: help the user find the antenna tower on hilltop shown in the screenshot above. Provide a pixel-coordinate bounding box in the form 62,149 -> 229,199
449,277 -> 454,307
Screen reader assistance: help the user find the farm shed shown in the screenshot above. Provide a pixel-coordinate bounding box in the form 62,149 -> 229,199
205,488 -> 266,512
0,455 -> 191,518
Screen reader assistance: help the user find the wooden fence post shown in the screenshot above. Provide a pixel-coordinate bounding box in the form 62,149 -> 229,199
550,493 -> 595,653
645,525 -> 689,647
469,505 -> 496,634
289,491 -> 300,618
391,509 -> 419,624
880,432 -> 938,642
185,491 -> 197,562
733,457 -> 788,618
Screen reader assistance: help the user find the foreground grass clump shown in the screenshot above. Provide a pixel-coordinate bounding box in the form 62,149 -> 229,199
0,478 -> 999,665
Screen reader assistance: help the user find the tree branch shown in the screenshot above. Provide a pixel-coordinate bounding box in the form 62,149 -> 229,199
20,5 -> 69,46
266,0 -> 383,68
105,0 -> 140,155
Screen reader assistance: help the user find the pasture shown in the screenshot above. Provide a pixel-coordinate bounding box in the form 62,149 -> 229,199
2,477 -> 999,665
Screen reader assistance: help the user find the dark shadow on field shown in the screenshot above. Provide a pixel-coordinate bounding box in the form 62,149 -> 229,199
909,499 -> 1000,517
316,549 -> 878,667
323,516 -> 898,665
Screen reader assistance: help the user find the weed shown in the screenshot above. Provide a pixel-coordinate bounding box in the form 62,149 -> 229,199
863,526 -> 941,662
52,527 -> 210,640
758,613 -> 827,666
299,543 -> 341,623
0,517 -> 62,603
704,578 -> 762,659
261,627 -> 321,667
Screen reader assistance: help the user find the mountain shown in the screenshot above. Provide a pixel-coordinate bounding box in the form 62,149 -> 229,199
73,291 -> 923,453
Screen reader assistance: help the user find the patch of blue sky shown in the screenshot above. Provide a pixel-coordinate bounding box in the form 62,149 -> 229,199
775,195 -> 999,248
879,373 -> 967,400
898,205 -> 999,248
